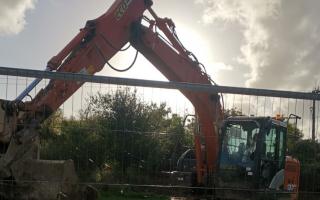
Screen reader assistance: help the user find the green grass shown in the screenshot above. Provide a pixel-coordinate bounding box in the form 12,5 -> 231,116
99,189 -> 170,200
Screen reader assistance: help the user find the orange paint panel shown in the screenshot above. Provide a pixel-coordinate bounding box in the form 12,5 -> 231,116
284,156 -> 300,200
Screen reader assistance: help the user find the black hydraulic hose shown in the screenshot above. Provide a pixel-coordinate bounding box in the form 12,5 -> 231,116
105,50 -> 139,72
99,33 -> 138,72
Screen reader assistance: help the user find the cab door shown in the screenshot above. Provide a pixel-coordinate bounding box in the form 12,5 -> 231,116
259,123 -> 286,187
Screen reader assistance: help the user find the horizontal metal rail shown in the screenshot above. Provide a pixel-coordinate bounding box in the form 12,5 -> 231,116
0,66 -> 320,100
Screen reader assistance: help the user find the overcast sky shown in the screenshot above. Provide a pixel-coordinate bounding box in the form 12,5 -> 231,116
1,0 -> 320,91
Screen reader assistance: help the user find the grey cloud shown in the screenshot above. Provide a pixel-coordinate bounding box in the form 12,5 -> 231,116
197,0 -> 320,91
0,0 -> 36,35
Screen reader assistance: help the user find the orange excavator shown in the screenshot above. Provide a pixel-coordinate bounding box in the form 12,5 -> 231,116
0,0 -> 300,199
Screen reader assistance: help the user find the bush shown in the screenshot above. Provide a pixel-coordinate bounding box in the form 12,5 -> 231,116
40,88 -> 192,182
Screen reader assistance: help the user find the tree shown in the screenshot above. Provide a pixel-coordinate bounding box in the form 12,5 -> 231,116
223,108 -> 243,118
290,140 -> 320,192
286,123 -> 303,153
40,88 -> 191,182
40,109 -> 63,139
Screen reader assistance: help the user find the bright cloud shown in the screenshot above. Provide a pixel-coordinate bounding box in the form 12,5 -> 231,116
197,0 -> 320,90
0,0 -> 36,35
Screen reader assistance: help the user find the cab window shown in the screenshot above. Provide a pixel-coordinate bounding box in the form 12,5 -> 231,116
221,121 -> 259,166
264,126 -> 277,160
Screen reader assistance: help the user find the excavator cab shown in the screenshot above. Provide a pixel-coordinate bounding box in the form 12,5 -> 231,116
218,117 -> 287,190
175,116 -> 300,199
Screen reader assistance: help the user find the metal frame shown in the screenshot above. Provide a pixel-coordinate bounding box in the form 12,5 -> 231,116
1,66 -> 320,100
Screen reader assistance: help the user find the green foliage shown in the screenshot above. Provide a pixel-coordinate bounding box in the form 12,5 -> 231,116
223,108 -> 243,118
40,109 -> 63,139
40,88 -> 192,182
286,123 -> 303,153
289,140 -> 320,192
291,140 -> 320,164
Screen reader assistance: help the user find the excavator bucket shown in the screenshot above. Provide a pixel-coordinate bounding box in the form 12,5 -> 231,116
0,123 -> 97,200
9,159 -> 81,200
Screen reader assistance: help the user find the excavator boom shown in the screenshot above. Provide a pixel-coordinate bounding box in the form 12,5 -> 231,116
24,0 -> 150,119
